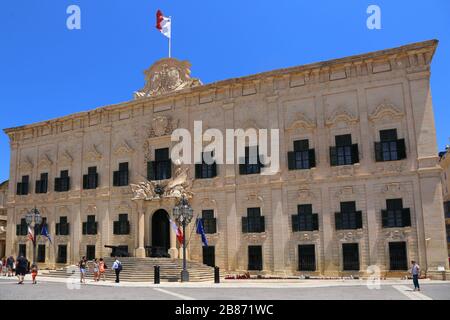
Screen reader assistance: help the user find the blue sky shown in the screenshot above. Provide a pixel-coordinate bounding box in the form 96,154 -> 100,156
0,0 -> 449,183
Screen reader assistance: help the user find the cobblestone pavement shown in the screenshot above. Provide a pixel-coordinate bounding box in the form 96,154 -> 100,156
0,276 -> 449,300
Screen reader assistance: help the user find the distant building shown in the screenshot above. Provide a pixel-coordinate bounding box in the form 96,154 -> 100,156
439,147 -> 450,256
0,180 -> 8,258
2,40 -> 449,278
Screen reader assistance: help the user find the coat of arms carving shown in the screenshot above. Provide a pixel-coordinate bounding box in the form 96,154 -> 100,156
134,58 -> 202,99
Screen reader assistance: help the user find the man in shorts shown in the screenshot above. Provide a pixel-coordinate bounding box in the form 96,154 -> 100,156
79,256 -> 87,284
15,254 -> 28,285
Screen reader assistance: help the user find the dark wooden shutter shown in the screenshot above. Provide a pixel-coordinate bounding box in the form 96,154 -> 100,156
355,211 -> 363,229
113,221 -> 119,235
195,163 -> 202,178
312,214 -> 319,231
375,142 -> 383,162
16,224 -> 20,235
351,144 -> 360,164
55,178 -> 61,192
83,175 -> 88,189
292,215 -> 299,232
147,161 -> 155,180
55,223 -> 60,235
94,173 -> 99,188
330,147 -> 337,166
239,157 -> 246,175
309,149 -> 316,168
260,216 -> 265,232
335,212 -> 342,230
402,208 -> 411,227
82,222 -> 87,235
381,210 -> 388,228
113,171 -> 119,186
397,139 -> 406,160
242,217 -> 248,233
287,151 -> 295,170
211,162 -> 217,178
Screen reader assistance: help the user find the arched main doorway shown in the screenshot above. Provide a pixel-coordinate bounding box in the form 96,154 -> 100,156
151,209 -> 170,257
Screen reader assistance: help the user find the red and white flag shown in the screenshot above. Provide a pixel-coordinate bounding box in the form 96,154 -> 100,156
156,10 -> 171,39
169,219 -> 184,244
27,226 -> 35,242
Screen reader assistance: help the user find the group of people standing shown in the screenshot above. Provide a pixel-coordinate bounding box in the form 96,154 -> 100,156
0,255 -> 38,284
78,256 -> 122,283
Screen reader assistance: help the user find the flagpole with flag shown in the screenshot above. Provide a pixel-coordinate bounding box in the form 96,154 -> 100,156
156,10 -> 172,58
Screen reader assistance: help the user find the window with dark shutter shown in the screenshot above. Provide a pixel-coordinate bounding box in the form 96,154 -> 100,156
57,245 -> 67,264
292,204 -> 319,232
35,173 -> 48,194
376,129 -> 406,162
17,176 -> 30,196
202,246 -> 215,267
83,215 -> 97,235
202,210 -> 217,234
389,242 -> 408,270
243,208 -> 264,233
248,246 -> 263,271
16,218 -> 28,236
342,243 -> 360,271
331,135 -> 358,166
148,148 -> 171,180
56,216 -> 69,236
37,244 -> 46,263
288,140 -> 316,170
335,202 -> 362,230
240,146 -> 263,175
113,162 -> 129,187
383,199 -> 410,228
55,170 -> 70,192
196,152 -> 218,179
113,214 -> 130,235
298,245 -> 316,271
83,167 -> 98,190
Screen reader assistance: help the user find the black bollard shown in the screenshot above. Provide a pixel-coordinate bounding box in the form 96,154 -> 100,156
154,265 -> 160,284
214,266 -> 220,284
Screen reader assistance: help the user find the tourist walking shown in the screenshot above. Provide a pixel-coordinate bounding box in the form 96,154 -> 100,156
31,263 -> 38,284
112,257 -> 122,283
6,256 -> 14,277
15,254 -> 28,285
1,257 -> 6,276
92,258 -> 99,282
98,258 -> 107,281
78,256 -> 88,284
411,260 -> 421,291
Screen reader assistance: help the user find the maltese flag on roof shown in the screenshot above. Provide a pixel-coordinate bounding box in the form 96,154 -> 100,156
156,10 -> 171,39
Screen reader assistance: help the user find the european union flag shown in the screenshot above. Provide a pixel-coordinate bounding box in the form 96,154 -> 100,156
196,218 -> 208,247
41,224 -> 52,244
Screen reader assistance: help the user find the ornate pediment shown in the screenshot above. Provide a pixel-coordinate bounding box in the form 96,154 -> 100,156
147,116 -> 179,138
19,157 -> 33,172
59,150 -> 73,167
334,186 -> 355,200
247,192 -> 263,202
298,188 -> 316,201
134,58 -> 202,99
381,183 -> 404,196
85,204 -> 97,214
287,113 -> 316,130
38,154 -> 53,169
369,100 -> 404,122
84,145 -> 102,162
113,140 -> 134,157
326,106 -> 358,127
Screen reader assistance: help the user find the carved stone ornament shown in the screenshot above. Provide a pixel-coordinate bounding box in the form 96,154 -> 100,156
242,232 -> 267,244
84,145 -> 102,162
59,150 -> 73,167
334,186 -> 354,200
19,157 -> 33,172
385,229 -> 409,241
147,116 -> 179,138
337,230 -> 363,241
325,106 -> 358,127
298,188 -> 315,201
369,100 -> 404,122
38,154 -> 53,169
113,140 -> 134,157
134,58 -> 202,99
287,112 -> 317,131
131,165 -> 193,201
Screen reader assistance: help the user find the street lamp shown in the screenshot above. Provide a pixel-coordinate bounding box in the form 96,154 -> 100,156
25,207 -> 42,265
173,195 -> 193,282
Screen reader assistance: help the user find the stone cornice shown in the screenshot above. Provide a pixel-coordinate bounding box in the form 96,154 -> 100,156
3,40 -> 438,143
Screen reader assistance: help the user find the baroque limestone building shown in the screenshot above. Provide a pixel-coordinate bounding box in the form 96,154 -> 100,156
3,40 -> 450,278
439,147 -> 450,256
0,181 -> 7,258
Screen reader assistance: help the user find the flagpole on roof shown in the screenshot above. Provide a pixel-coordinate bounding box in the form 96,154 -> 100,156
168,16 -> 172,58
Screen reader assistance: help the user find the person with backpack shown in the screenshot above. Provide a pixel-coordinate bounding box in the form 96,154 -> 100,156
112,257 -> 122,283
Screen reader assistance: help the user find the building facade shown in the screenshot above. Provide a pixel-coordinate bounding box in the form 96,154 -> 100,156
3,40 -> 449,277
0,181 -> 8,258
439,147 -> 450,256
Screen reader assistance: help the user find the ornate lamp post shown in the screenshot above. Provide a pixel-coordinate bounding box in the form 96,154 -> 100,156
173,195 -> 193,282
25,207 -> 42,265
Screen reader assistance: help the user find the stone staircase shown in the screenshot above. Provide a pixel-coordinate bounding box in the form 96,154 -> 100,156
43,257 -> 215,282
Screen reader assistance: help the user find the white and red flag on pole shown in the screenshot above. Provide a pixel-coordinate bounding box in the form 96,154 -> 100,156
169,219 -> 184,245
156,10 -> 171,39
27,226 -> 35,243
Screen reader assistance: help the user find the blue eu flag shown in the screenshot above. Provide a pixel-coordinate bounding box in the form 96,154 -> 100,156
196,218 -> 208,247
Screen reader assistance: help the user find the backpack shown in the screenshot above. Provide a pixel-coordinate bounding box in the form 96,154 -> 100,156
117,262 -> 122,272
